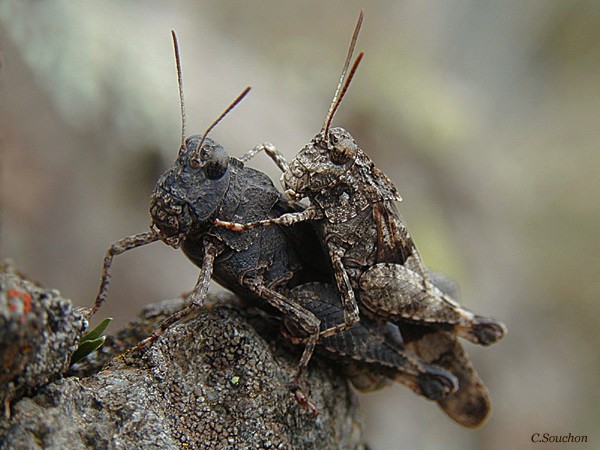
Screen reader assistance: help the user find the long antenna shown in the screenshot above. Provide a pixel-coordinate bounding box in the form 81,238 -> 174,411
326,52 -> 364,132
171,30 -> 186,145
195,86 -> 252,155
321,9 -> 364,136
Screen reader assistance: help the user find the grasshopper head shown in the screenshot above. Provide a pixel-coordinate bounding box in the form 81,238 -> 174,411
150,134 -> 231,247
283,127 -> 358,199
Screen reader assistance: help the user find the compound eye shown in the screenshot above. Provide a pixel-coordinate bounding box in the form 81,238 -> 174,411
205,160 -> 226,179
330,139 -> 356,165
200,147 -> 211,161
204,146 -> 230,179
184,135 -> 200,148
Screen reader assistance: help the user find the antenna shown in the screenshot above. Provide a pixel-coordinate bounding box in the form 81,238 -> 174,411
171,30 -> 186,145
326,52 -> 364,134
322,9 -> 364,136
195,86 -> 252,155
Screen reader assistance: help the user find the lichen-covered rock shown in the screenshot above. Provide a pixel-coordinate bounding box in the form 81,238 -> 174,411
0,260 -> 87,412
0,264 -> 365,449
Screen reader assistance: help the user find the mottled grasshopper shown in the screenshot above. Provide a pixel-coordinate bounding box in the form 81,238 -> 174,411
214,12 -> 505,426
215,10 -> 506,347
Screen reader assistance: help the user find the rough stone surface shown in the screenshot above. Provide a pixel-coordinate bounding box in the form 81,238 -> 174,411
0,263 -> 365,449
0,260 -> 87,412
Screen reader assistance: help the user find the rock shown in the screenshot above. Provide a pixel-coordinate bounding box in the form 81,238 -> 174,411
0,260 -> 87,413
0,262 -> 365,449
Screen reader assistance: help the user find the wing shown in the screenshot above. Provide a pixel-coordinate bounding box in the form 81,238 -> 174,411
372,200 -> 428,278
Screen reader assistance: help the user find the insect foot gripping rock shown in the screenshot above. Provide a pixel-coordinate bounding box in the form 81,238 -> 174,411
213,11 -> 506,427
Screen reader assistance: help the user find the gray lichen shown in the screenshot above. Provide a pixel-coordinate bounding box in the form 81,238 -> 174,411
0,260 -> 87,413
0,263 -> 365,449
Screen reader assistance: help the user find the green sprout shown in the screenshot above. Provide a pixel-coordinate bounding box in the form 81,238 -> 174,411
70,317 -> 112,365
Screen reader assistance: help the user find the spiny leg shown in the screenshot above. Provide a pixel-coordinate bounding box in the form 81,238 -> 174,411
239,142 -> 289,173
291,332 -> 319,415
214,206 -> 321,232
138,242 -> 218,349
91,231 -> 160,317
245,279 -> 321,415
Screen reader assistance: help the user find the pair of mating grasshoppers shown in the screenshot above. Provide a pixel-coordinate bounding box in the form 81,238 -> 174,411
91,11 -> 505,427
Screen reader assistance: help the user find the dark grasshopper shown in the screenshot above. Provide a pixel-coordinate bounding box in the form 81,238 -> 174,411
90,32 -> 458,412
216,11 -> 507,347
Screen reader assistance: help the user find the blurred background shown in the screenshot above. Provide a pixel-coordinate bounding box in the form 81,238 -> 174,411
1,1 -> 599,448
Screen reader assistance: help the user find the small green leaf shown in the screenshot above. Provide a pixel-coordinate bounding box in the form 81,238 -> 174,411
70,317 -> 112,365
70,336 -> 106,364
81,317 -> 112,343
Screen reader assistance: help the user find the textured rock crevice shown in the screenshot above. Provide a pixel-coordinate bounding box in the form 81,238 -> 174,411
0,262 -> 365,449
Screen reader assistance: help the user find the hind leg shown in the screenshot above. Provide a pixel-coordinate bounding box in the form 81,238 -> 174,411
401,323 -> 491,428
359,263 -> 506,345
287,283 -> 459,401
243,279 -> 323,415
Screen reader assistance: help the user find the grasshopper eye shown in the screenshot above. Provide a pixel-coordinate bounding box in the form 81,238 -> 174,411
205,159 -> 228,179
205,146 -> 230,179
330,138 -> 356,165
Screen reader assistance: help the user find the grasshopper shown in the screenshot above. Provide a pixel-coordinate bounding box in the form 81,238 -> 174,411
215,11 -> 507,347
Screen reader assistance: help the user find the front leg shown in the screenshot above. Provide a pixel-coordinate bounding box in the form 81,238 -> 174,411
239,142 -> 289,173
214,206 -> 321,232
319,247 -> 360,337
92,231 -> 160,316
138,241 -> 219,349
